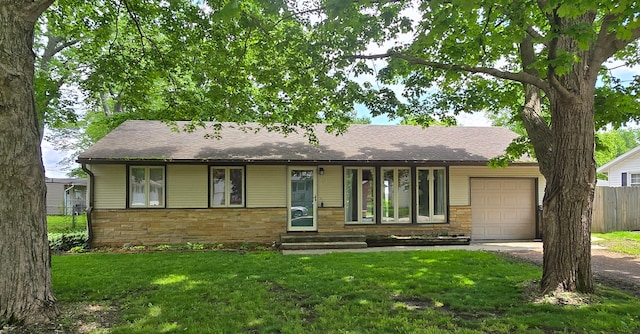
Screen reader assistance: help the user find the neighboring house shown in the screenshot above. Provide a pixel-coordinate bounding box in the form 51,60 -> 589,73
45,178 -> 87,215
77,120 -> 546,246
597,145 -> 640,187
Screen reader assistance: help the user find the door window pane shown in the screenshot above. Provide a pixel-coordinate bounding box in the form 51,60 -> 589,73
417,169 -> 430,223
398,169 -> 411,222
149,167 -> 164,207
417,168 -> 446,223
130,167 -> 146,207
382,169 -> 394,222
345,169 -> 357,222
433,169 -> 446,221
290,169 -> 314,227
362,169 -> 375,222
229,168 -> 243,205
345,168 -> 375,223
212,169 -> 226,206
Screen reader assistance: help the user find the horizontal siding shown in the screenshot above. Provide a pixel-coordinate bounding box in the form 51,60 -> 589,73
318,165 -> 342,207
91,164 -> 126,209
602,150 -> 640,186
167,165 -> 208,208
246,165 -> 286,207
45,183 -> 65,215
449,165 -> 545,206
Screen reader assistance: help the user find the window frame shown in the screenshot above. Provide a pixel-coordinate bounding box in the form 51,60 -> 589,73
629,172 -> 640,186
128,165 -> 166,208
210,166 -> 245,208
344,167 -> 376,224
416,167 -> 447,223
380,167 -> 412,224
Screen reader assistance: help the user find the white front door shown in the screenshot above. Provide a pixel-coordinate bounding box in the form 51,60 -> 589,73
288,167 -> 317,231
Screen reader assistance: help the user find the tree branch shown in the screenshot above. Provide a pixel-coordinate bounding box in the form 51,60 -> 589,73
122,0 -> 146,51
519,34 -> 553,177
525,26 -> 546,41
595,16 -> 640,67
353,52 -> 551,92
23,0 -> 55,22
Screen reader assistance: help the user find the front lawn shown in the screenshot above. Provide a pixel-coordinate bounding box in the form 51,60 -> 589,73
49,250 -> 640,333
593,231 -> 640,256
47,214 -> 87,233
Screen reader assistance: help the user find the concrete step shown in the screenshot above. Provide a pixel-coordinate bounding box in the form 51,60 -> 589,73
280,241 -> 368,250
280,233 -> 366,243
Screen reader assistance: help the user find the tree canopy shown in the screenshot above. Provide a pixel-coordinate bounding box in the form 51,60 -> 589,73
292,0 -> 640,294
5,0 -> 640,325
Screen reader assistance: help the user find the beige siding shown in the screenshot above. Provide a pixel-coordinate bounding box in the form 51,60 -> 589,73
45,182 -> 65,215
166,165 -> 208,208
318,165 -> 343,207
246,165 -> 286,207
91,164 -> 126,209
449,165 -> 545,206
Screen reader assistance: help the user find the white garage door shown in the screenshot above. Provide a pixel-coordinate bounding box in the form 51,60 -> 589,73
471,178 -> 535,240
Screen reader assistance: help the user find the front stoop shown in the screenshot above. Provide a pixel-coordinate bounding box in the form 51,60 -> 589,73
280,233 -> 367,250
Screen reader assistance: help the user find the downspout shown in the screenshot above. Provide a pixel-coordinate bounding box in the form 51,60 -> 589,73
81,163 -> 94,244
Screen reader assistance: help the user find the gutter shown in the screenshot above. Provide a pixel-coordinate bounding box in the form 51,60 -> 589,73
81,163 -> 94,244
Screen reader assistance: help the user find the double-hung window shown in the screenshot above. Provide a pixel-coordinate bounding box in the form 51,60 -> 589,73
345,167 -> 375,223
211,167 -> 244,207
631,173 -> 640,186
416,168 -> 446,223
381,168 -> 411,223
130,166 -> 165,208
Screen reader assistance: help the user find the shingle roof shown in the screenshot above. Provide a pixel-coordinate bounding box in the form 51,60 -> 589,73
77,120 -> 528,164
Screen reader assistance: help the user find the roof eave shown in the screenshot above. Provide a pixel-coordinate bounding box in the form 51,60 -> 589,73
77,157 -> 538,166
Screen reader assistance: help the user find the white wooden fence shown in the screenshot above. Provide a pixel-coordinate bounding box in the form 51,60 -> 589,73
592,186 -> 640,233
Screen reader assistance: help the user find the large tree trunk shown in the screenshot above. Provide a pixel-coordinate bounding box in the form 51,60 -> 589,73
540,92 -> 596,294
529,10 -> 597,294
0,1 -> 58,324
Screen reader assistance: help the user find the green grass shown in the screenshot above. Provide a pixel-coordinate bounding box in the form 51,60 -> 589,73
52,250 -> 640,333
47,214 -> 86,233
593,231 -> 640,256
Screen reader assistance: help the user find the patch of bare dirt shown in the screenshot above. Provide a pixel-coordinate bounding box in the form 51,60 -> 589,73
0,302 -> 119,334
520,280 -> 595,306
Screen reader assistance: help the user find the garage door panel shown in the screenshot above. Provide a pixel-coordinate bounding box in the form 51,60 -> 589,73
487,197 -> 502,206
471,178 -> 535,240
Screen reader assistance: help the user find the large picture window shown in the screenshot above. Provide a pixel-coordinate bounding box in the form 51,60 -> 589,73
417,168 -> 446,223
211,167 -> 244,207
130,166 -> 165,208
345,167 -> 375,223
382,168 -> 411,223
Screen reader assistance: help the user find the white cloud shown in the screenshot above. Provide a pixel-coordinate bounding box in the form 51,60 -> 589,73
41,139 -> 71,178
456,112 -> 492,127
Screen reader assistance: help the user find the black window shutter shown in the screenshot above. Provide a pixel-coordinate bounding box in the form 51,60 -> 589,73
622,172 -> 627,186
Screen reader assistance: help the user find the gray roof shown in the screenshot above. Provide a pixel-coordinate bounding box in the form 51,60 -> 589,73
77,120 -> 528,164
44,178 -> 88,186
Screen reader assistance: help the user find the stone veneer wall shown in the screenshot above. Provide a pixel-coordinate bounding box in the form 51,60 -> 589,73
91,205 -> 473,246
318,206 -> 472,237
91,208 -> 287,247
